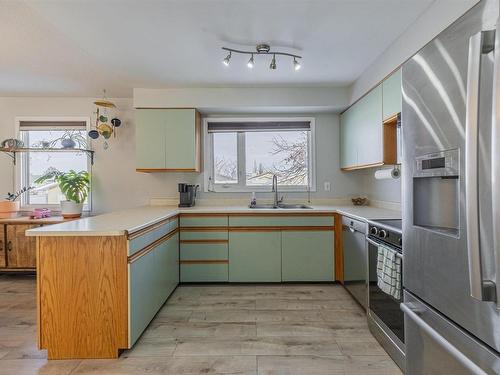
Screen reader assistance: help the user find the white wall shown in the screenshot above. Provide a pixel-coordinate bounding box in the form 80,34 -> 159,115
0,97 -> 369,214
349,0 -> 478,104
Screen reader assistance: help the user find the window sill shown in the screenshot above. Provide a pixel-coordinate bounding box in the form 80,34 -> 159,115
206,187 -> 317,193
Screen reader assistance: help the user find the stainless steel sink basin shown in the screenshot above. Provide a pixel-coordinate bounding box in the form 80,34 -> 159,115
249,204 -> 278,209
249,203 -> 312,209
277,204 -> 313,209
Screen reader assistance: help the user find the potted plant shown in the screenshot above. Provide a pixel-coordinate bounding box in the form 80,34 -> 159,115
35,169 -> 90,218
0,187 -> 34,218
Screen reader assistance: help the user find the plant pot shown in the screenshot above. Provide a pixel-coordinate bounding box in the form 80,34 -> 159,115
60,200 -> 83,218
0,200 -> 20,218
61,138 -> 76,149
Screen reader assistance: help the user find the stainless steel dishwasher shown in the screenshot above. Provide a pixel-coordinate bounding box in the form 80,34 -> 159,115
342,216 -> 368,309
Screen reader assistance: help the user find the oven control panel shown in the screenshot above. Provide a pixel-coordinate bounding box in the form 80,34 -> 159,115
368,224 -> 402,249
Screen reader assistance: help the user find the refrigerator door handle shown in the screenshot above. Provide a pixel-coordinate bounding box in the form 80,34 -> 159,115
401,303 -> 488,375
492,19 -> 500,308
465,31 -> 485,301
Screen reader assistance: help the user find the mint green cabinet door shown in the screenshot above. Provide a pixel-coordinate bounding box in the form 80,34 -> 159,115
129,248 -> 157,346
382,69 -> 402,120
164,109 -> 199,170
282,231 -> 334,281
357,85 -> 383,166
340,106 -> 358,169
229,231 -> 281,282
165,233 -> 179,297
135,109 -> 167,169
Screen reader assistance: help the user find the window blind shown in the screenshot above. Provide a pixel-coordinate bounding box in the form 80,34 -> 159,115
207,121 -> 310,133
19,121 -> 86,131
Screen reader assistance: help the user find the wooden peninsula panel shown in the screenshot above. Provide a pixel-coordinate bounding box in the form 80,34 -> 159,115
37,236 -> 128,359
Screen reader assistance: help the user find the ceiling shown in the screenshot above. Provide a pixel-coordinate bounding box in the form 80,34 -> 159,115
1,0 -> 452,97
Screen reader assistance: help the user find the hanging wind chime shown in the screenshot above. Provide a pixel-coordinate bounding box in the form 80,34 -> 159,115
88,90 -> 122,149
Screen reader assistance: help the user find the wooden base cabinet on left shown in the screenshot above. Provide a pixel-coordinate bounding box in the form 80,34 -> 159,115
36,223 -> 179,359
0,223 -> 40,271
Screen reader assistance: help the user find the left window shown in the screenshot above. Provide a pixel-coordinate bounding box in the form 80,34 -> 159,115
16,119 -> 90,210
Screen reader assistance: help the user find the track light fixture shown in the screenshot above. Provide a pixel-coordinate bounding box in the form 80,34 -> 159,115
247,54 -> 255,68
221,44 -> 302,71
270,54 -> 277,70
222,51 -> 231,66
293,57 -> 301,71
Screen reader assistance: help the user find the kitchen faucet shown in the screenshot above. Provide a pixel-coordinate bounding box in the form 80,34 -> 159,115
272,174 -> 282,207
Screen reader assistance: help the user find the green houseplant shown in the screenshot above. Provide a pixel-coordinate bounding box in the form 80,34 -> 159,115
35,169 -> 90,218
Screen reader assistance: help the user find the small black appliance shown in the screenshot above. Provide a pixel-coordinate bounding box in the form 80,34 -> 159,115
178,183 -> 199,207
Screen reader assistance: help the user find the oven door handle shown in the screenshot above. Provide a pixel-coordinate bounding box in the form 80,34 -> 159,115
401,302 -> 488,375
366,237 -> 403,259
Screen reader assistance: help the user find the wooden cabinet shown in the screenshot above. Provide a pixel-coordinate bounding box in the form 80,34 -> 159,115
340,68 -> 400,171
0,224 -> 40,269
229,231 -> 282,282
282,230 -> 334,281
382,69 -> 402,120
135,108 -> 201,172
0,225 -> 5,268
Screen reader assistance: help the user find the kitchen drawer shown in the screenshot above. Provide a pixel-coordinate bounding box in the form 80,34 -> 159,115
179,215 -> 228,227
180,243 -> 228,260
180,230 -> 228,241
168,217 -> 178,232
180,263 -> 228,282
228,215 -> 334,227
128,220 -> 172,256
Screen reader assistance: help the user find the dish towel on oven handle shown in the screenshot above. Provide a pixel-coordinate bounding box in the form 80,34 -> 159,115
376,244 -> 402,300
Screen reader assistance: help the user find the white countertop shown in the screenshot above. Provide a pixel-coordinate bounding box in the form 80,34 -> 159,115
26,204 -> 400,237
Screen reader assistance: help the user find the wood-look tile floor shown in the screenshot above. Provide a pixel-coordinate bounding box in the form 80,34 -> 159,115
0,274 -> 402,375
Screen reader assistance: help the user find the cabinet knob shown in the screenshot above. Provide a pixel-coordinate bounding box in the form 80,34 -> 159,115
7,241 -> 12,251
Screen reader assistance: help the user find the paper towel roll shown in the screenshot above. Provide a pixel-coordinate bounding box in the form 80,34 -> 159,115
374,167 -> 400,180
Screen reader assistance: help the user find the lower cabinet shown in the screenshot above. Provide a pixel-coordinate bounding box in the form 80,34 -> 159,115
179,229 -> 229,282
229,231 -> 282,282
129,232 -> 178,346
282,230 -> 334,281
1,224 -> 40,269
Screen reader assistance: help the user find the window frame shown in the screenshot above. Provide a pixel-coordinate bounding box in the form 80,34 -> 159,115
204,117 -> 316,193
14,116 -> 92,211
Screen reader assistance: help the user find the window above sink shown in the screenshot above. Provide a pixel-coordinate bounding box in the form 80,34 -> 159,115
204,117 -> 316,193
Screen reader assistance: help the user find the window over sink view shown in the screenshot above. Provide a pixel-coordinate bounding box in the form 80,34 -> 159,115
1,0 -> 498,374
206,118 -> 314,192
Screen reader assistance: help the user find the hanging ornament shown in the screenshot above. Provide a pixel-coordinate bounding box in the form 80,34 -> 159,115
89,89 -> 123,149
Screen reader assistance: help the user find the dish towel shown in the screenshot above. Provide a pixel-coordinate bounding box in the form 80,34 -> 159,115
376,244 -> 402,300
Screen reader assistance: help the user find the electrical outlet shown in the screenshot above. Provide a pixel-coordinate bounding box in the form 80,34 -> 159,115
324,182 -> 331,191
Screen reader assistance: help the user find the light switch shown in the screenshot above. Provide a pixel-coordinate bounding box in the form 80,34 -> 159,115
324,182 -> 331,191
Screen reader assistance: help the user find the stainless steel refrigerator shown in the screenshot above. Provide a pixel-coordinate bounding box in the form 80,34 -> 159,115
402,0 -> 500,373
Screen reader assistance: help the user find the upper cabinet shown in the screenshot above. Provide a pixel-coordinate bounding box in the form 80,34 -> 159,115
382,69 -> 402,120
340,68 -> 401,171
136,108 -> 201,172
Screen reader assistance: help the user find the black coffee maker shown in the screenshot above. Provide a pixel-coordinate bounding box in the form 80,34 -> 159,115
178,183 -> 199,207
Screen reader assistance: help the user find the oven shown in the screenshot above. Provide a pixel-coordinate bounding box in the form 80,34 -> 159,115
366,219 -> 405,371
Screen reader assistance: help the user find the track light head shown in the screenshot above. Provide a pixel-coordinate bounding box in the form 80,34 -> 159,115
269,54 -> 277,70
223,51 -> 231,66
247,54 -> 254,68
293,57 -> 301,71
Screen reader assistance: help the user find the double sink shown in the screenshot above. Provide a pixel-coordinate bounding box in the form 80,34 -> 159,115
249,203 -> 312,209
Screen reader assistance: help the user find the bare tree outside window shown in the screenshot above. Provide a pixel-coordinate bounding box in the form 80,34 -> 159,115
211,126 -> 312,190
